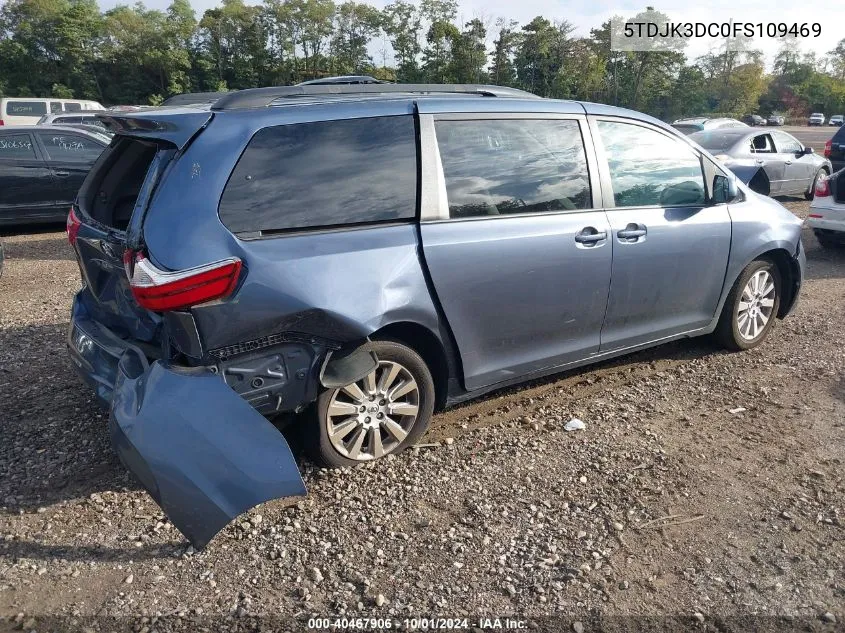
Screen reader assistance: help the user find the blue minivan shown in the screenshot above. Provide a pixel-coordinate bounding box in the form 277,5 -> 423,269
66,83 -> 805,548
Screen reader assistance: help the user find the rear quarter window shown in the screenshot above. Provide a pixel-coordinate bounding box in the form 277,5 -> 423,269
219,115 -> 417,234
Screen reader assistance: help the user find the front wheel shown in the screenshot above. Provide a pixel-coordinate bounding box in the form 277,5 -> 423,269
714,259 -> 781,351
311,340 -> 435,468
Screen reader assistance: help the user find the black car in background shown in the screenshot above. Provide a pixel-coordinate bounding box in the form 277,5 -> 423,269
825,124 -> 845,172
742,114 -> 767,126
0,125 -> 109,226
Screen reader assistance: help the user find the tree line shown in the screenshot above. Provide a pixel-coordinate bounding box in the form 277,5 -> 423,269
1,0 -> 844,121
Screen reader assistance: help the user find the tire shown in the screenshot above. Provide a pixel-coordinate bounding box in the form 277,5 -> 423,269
805,168 -> 827,201
714,258 -> 781,351
310,339 -> 435,468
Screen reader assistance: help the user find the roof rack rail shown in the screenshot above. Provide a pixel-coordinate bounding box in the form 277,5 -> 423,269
296,75 -> 389,86
211,83 -> 538,111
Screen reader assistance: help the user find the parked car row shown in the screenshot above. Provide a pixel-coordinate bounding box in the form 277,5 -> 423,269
808,112 -> 845,126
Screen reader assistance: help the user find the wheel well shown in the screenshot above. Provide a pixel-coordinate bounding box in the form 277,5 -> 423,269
759,248 -> 797,318
371,322 -> 450,410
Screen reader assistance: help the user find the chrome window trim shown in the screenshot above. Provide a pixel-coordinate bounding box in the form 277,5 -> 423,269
418,114 -> 449,222
419,113 -> 602,223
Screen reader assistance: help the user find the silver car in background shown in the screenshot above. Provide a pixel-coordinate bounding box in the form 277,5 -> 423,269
690,128 -> 832,199
671,117 -> 748,135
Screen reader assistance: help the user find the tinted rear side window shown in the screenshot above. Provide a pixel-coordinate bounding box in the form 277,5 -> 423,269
37,132 -> 104,162
0,134 -> 36,159
220,115 -> 417,234
435,119 -> 591,218
6,101 -> 47,116
64,102 -> 82,112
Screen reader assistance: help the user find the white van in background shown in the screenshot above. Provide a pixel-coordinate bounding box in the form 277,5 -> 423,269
0,98 -> 105,126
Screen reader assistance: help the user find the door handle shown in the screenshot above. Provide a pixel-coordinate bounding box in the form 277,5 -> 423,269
54,170 -> 70,177
574,228 -> 607,244
784,160 -> 792,165
617,227 -> 647,239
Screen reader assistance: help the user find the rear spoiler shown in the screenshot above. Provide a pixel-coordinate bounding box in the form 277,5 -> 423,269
96,110 -> 213,150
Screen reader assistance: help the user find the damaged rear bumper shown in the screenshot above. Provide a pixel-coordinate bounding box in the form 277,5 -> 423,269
110,351 -> 306,549
67,298 -> 308,549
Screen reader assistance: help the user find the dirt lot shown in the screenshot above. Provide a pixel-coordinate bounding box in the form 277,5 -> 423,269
1,199 -> 843,632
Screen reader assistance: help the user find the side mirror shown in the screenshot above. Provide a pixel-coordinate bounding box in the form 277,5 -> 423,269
712,174 -> 737,204
802,146 -> 814,155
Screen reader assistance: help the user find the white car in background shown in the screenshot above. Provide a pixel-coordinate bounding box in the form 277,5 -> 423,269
808,170 -> 845,248
808,112 -> 826,126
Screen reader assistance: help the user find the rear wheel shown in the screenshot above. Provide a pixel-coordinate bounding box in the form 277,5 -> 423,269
714,259 -> 781,351
311,340 -> 435,468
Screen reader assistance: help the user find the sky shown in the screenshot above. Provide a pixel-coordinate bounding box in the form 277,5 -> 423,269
98,0 -> 841,71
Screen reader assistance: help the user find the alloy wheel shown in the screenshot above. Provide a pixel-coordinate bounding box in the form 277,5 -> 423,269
325,360 -> 420,461
736,269 -> 776,341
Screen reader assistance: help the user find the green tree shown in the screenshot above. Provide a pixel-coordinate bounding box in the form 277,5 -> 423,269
489,19 -> 519,87
330,1 -> 380,74
382,0 -> 421,82
450,18 -> 486,83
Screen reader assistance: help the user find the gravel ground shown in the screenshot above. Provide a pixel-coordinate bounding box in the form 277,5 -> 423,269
1,199 -> 843,632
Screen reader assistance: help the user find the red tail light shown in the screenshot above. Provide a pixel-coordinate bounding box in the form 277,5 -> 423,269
126,251 -> 242,311
824,139 -> 831,157
0,119 -> 5,126
814,174 -> 831,197
66,207 -> 81,245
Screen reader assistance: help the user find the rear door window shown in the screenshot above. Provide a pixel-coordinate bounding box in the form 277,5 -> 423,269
6,101 -> 47,116
37,132 -> 104,162
596,120 -> 705,208
0,134 -> 36,159
434,119 -> 592,218
220,115 -> 417,234
772,131 -> 801,154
